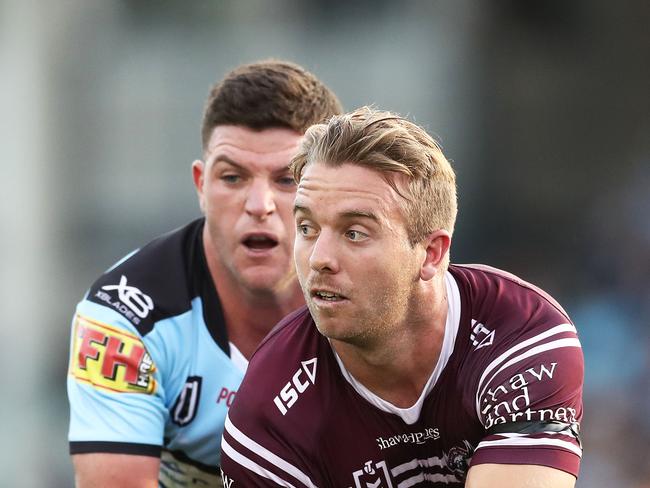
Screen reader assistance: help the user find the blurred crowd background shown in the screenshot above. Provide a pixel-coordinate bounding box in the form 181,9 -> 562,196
1,1 -> 648,486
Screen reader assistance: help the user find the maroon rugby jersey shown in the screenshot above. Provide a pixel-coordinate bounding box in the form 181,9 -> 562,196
220,264 -> 584,487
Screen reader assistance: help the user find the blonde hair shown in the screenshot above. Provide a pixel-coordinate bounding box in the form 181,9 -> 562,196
291,106 -> 457,245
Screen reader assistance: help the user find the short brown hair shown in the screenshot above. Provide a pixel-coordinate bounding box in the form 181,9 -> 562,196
201,60 -> 342,150
291,106 -> 457,244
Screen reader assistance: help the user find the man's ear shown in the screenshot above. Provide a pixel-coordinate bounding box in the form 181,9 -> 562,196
420,230 -> 452,281
192,160 -> 206,213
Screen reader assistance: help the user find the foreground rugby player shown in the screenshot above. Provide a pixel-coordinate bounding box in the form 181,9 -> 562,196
221,107 -> 584,487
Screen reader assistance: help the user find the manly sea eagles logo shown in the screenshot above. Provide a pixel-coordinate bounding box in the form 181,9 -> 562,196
446,440 -> 475,481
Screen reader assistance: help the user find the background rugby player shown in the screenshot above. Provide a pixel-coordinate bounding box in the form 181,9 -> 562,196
67,60 -> 342,487
221,107 -> 584,487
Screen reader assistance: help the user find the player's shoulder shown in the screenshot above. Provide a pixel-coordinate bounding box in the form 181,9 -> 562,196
448,263 -> 581,384
228,305 -> 324,421
240,306 -> 318,397
223,306 -> 326,483
450,263 -> 572,332
447,263 -> 582,403
255,305 -> 314,356
80,218 -> 205,336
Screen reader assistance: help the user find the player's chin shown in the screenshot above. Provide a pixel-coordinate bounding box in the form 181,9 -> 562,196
238,266 -> 295,292
312,313 -> 355,339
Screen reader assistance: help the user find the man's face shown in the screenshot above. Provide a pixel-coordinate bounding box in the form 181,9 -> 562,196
294,162 -> 423,346
194,125 -> 303,295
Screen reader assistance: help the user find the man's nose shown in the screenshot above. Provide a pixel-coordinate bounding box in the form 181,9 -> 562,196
309,232 -> 339,274
245,179 -> 276,219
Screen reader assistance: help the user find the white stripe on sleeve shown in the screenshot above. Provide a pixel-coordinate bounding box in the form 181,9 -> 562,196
475,324 -> 576,409
224,415 -> 319,488
475,435 -> 582,457
221,437 -> 297,487
476,337 -> 581,420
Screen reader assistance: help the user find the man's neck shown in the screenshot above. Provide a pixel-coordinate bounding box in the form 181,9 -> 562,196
331,276 -> 449,408
203,233 -> 304,359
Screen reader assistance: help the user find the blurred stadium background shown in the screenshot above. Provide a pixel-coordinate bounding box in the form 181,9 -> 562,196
1,1 -> 648,486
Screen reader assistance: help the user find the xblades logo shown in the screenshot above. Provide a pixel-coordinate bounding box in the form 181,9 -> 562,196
273,358 -> 317,415
102,275 -> 154,319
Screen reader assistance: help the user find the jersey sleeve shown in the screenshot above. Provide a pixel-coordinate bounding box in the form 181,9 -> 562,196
67,300 -> 167,456
470,322 -> 584,477
220,313 -> 322,488
220,407 -> 319,487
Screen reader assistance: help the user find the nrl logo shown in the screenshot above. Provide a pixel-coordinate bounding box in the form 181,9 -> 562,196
351,460 -> 394,488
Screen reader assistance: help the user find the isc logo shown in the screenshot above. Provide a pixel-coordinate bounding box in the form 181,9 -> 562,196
273,358 -> 317,415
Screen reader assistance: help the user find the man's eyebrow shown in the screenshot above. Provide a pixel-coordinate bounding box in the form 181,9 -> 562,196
293,205 -> 379,224
211,154 -> 242,169
271,165 -> 293,176
340,210 -> 380,223
293,204 -> 311,216
212,154 -> 291,175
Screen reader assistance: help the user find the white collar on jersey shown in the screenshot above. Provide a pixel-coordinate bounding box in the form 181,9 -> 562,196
229,342 -> 249,374
330,270 -> 461,425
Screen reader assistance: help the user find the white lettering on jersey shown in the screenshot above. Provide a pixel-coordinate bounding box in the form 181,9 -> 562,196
102,275 -> 154,319
273,358 -> 317,415
220,469 -> 234,488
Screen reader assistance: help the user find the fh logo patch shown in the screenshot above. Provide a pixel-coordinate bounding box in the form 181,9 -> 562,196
351,460 -> 394,488
273,358 -> 317,415
470,319 -> 495,349
95,275 -> 154,325
70,314 -> 156,393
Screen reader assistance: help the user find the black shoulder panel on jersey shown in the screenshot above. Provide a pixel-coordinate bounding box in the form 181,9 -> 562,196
85,218 -> 229,354
193,231 -> 230,355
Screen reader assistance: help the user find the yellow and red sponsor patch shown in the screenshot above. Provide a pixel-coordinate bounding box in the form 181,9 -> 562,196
69,314 -> 157,394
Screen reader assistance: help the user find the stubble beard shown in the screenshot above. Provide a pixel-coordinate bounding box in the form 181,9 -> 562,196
312,276 -> 415,351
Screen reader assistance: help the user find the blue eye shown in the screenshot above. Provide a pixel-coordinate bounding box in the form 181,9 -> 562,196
277,176 -> 296,187
345,230 -> 367,241
297,224 -> 317,237
220,174 -> 241,183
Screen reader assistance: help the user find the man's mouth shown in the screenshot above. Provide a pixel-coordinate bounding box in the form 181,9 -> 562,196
242,233 -> 279,250
311,289 -> 348,302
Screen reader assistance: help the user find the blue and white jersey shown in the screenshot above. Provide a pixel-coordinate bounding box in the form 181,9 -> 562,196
68,218 -> 245,485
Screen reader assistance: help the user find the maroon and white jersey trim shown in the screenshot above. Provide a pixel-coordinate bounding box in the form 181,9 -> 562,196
475,431 -> 582,458
390,457 -> 459,485
221,438 -> 298,487
222,415 -> 319,488
475,323 -> 580,419
332,272 -> 462,425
